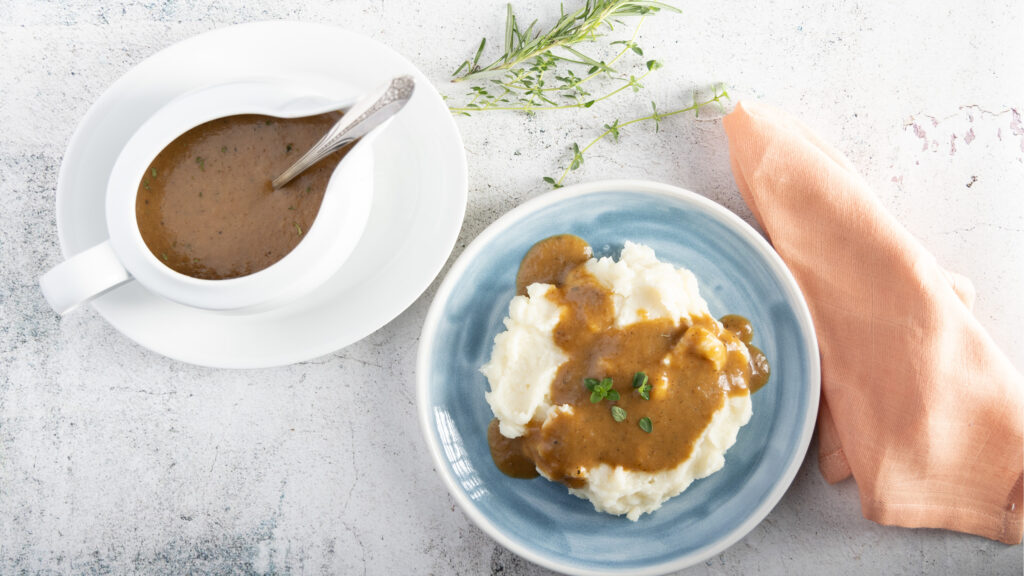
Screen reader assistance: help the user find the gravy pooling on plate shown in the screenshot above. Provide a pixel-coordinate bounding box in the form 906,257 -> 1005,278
488,235 -> 770,485
135,112 -> 347,280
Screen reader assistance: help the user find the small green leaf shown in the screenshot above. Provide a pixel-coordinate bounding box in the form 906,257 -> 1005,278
473,37 -> 487,67
603,119 -> 621,142
590,390 -> 603,404
638,417 -> 653,433
569,142 -> 583,171
582,100 -> 595,108
632,372 -> 648,389
584,378 -> 600,391
645,59 -> 663,71
606,389 -> 620,402
611,406 -> 627,422
631,44 -> 643,56
543,176 -> 556,184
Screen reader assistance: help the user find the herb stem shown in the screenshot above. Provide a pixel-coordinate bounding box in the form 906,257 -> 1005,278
448,68 -> 654,114
454,1 -> 671,83
552,85 -> 729,187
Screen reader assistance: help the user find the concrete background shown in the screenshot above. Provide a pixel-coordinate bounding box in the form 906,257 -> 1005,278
1,0 -> 1022,574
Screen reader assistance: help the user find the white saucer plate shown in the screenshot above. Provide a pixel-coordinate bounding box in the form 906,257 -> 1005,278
54,22 -> 468,368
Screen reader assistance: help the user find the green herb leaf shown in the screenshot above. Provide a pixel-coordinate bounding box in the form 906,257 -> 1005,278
632,371 -> 651,399
611,406 -> 627,422
569,142 -> 583,170
603,119 -> 621,142
473,37 -> 487,67
645,59 -> 663,71
585,376 -> 620,403
638,417 -> 653,433
632,371 -> 648,389
542,176 -> 556,184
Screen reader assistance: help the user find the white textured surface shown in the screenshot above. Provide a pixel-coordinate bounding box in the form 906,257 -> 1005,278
1,1 -> 1021,574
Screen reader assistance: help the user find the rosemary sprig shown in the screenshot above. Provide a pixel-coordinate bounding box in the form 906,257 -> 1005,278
449,1 -> 677,115
453,0 -> 678,84
544,84 -> 731,188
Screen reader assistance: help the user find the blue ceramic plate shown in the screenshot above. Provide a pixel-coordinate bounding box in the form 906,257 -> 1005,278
417,180 -> 819,575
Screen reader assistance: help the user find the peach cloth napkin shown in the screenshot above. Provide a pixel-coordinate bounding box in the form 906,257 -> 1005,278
722,100 -> 1023,544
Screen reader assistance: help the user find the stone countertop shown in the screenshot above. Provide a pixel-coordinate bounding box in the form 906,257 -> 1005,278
1,1 -> 1021,574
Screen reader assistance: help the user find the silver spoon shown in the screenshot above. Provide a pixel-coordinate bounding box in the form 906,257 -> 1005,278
272,75 -> 416,189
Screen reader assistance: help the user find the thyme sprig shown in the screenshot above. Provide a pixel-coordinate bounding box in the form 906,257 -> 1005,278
453,0 -> 678,84
544,84 -> 731,188
585,377 -> 620,403
450,58 -> 662,114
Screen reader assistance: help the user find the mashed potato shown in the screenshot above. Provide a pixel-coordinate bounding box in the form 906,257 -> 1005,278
482,242 -> 753,520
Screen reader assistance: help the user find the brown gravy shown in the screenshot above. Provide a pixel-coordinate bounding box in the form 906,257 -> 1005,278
135,112 -> 346,280
489,235 -> 771,485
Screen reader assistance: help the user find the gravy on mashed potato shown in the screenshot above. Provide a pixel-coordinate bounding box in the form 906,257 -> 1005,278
482,234 -> 770,519
135,112 -> 347,280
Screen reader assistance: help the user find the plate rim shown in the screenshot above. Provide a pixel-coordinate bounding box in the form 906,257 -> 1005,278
52,21 -> 468,368
416,179 -> 820,575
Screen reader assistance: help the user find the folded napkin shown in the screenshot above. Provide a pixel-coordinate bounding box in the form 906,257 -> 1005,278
722,100 -> 1023,544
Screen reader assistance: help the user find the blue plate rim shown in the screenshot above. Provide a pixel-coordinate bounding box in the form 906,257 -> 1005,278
416,179 -> 820,575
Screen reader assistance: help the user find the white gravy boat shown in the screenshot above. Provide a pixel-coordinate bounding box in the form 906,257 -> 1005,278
40,79 -> 376,314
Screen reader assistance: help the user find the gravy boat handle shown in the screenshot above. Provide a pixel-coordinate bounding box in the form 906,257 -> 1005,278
40,241 -> 132,315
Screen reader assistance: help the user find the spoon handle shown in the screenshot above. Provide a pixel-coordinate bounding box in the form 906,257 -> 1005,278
272,75 -> 416,189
